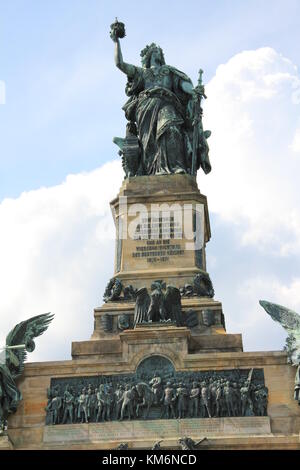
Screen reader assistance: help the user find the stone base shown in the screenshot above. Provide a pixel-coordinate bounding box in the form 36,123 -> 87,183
110,174 -> 211,289
91,297 -> 227,342
7,348 -> 300,449
43,417 -> 271,449
0,434 -> 13,449
72,323 -> 243,361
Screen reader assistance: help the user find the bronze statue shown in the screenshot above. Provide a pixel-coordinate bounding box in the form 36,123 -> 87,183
110,19 -> 211,178
44,367 -> 268,425
260,300 -> 300,405
134,281 -> 183,327
0,312 -> 53,433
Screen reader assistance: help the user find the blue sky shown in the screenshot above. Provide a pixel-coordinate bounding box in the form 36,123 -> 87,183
1,1 -> 300,360
1,0 -> 300,198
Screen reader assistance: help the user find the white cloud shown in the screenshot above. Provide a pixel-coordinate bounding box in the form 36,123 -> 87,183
234,276 -> 300,352
0,160 -> 123,361
200,47 -> 300,256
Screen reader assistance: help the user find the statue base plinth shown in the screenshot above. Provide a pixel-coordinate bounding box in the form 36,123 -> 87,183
110,174 -> 211,290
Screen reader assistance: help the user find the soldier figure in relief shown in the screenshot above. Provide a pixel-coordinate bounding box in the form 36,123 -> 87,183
120,384 -> 134,421
149,371 -> 163,405
62,386 -> 74,424
200,381 -> 211,418
189,381 -> 200,418
161,381 -> 176,419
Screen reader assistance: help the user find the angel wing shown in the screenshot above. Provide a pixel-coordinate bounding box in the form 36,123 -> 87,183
259,300 -> 300,331
134,288 -> 150,327
164,286 -> 183,326
260,300 -> 300,364
5,312 -> 54,378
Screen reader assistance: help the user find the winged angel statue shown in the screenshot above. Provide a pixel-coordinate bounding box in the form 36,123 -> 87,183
0,313 -> 53,433
134,281 -> 183,327
259,300 -> 300,404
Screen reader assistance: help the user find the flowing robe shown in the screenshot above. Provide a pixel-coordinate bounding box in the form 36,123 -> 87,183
123,65 -> 195,175
0,363 -> 22,420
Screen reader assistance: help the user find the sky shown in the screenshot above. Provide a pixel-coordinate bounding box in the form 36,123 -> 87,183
0,0 -> 300,361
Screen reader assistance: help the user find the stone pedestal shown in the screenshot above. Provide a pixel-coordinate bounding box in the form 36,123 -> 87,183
43,417 -> 271,448
110,174 -> 210,289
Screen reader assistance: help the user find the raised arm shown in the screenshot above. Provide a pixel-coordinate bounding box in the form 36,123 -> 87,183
114,38 -> 136,78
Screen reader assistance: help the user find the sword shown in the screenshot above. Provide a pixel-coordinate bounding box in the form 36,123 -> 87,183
191,69 -> 206,176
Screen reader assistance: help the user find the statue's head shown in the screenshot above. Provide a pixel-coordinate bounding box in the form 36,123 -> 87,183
140,43 -> 165,68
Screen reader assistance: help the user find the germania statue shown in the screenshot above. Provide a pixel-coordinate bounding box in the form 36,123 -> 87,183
110,19 -> 211,178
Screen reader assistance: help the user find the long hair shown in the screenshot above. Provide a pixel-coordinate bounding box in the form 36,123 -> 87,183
140,43 -> 165,68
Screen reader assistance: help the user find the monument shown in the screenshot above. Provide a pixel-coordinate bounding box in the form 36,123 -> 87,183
2,20 -> 300,450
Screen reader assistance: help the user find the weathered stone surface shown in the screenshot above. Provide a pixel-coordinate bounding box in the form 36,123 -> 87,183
5,172 -> 299,452
110,175 -> 211,290
44,424 -> 89,444
72,339 -> 122,359
5,349 -> 300,449
0,435 -> 13,449
43,416 -> 270,446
